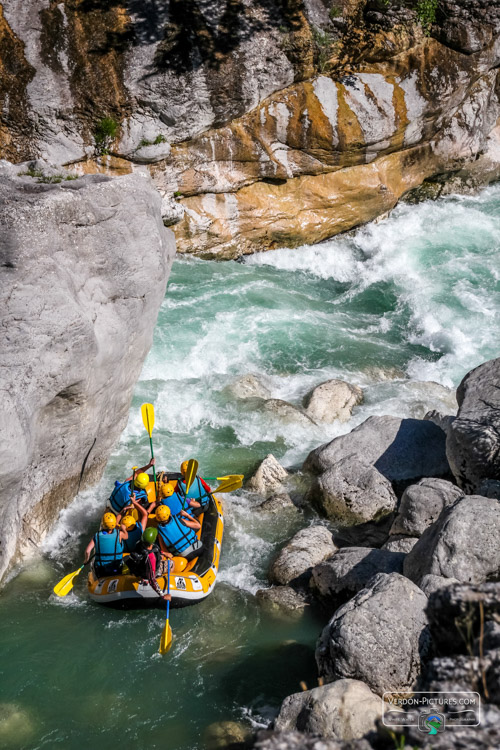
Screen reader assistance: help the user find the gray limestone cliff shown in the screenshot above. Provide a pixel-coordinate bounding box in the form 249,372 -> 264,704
0,168 -> 175,582
0,1 -> 499,258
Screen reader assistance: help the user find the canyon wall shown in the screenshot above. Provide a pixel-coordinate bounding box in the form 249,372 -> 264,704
1,1 -> 499,257
0,169 -> 175,581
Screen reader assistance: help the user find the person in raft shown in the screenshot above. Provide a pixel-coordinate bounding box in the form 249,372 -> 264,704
148,475 -> 199,517
108,458 -> 155,516
126,527 -> 172,600
177,460 -> 212,515
120,496 -> 149,553
84,512 -> 128,578
155,505 -> 203,561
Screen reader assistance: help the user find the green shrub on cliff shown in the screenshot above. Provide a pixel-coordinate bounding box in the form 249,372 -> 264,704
415,0 -> 438,32
94,117 -> 118,155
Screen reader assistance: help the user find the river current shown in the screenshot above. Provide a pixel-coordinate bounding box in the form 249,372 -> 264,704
1,186 -> 499,749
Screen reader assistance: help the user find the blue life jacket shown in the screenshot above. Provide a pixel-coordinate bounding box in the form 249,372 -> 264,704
160,491 -> 193,516
94,529 -> 124,564
178,477 -> 210,506
123,522 -> 144,553
157,516 -> 198,555
109,481 -> 148,513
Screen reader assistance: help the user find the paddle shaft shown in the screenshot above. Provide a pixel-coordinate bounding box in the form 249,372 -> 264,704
166,559 -> 171,629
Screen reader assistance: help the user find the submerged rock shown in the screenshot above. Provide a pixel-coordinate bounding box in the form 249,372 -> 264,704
274,679 -> 381,740
446,357 -> 500,492
404,495 -> 500,586
0,172 -> 174,581
316,573 -> 430,696
269,526 -> 336,586
256,586 -> 308,616
390,478 -> 463,537
227,374 -> 272,401
246,455 -> 288,496
303,379 -> 363,424
204,721 -> 252,750
261,399 -> 315,426
257,493 -> 298,513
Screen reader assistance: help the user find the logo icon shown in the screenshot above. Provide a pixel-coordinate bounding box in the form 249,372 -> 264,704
419,712 -> 445,734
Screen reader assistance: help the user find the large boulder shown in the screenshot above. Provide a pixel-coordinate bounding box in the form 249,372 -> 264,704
0,171 -> 174,581
425,582 -> 500,656
269,526 -> 337,586
404,496 -> 500,586
246,454 -> 288,496
311,548 -> 405,610
309,457 -> 397,524
316,573 -> 430,696
446,357 -> 500,492
274,679 -> 382,740
257,492 -> 298,514
303,380 -> 363,424
304,416 -> 450,486
390,478 -> 463,537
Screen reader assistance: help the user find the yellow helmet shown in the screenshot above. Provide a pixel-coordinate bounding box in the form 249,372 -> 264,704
161,483 -> 174,498
134,472 -> 149,489
156,505 -> 171,523
121,515 -> 136,530
102,512 -> 117,530
180,460 -> 189,476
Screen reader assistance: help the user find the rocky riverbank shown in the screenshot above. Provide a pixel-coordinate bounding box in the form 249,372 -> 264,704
0,2 -> 499,257
242,356 -> 500,748
0,165 -> 175,582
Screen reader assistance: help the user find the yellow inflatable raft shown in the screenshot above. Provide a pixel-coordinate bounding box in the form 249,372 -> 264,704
87,480 -> 223,607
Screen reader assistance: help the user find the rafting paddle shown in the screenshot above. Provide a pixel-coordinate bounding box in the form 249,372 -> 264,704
205,474 -> 244,485
159,559 -> 173,655
180,458 -> 199,510
53,557 -> 93,597
213,476 -> 243,493
141,402 -> 157,497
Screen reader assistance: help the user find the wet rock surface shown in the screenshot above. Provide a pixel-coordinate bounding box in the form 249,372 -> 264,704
246,454 -> 288,496
256,586 -> 309,615
0,170 -> 174,581
303,379 -> 363,424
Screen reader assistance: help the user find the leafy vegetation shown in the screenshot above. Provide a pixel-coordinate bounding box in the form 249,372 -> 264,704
415,0 -> 438,32
312,27 -> 336,72
20,168 -> 79,183
94,116 -> 118,155
329,5 -> 342,20
138,134 -> 167,148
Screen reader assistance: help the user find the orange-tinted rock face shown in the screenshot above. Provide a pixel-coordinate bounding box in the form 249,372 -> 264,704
1,1 -> 499,255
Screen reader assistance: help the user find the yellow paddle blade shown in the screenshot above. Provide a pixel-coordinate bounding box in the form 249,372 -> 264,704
214,476 -> 243,494
159,620 -> 173,655
184,458 -> 199,493
141,403 -> 155,437
53,566 -> 84,597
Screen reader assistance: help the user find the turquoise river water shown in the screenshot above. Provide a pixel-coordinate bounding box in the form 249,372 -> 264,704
1,186 -> 500,749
